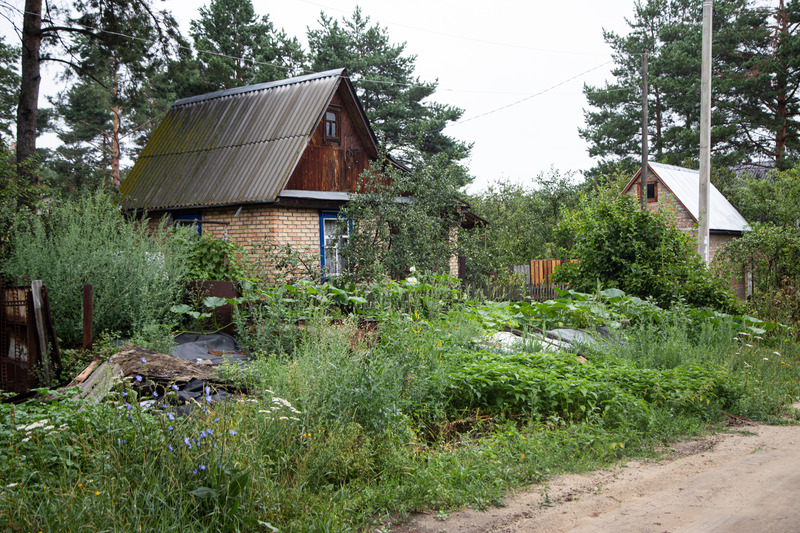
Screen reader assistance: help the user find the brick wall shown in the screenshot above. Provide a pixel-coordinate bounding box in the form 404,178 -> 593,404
143,205 -> 323,279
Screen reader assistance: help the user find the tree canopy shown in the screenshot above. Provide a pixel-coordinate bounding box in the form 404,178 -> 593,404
581,0 -> 799,176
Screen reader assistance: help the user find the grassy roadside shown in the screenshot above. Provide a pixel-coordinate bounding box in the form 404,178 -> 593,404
1,280 -> 799,532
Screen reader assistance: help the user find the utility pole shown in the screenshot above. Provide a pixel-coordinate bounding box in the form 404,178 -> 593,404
640,51 -> 649,209
698,0 -> 713,263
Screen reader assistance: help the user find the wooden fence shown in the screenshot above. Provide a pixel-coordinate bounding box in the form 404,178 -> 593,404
510,259 -> 567,285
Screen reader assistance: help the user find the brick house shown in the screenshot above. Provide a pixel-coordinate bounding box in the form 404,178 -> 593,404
622,162 -> 750,297
121,69 -> 481,279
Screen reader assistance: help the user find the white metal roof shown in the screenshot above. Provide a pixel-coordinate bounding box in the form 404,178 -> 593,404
641,162 -> 750,233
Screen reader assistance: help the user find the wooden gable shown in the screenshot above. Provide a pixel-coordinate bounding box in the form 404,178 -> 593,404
284,83 -> 378,193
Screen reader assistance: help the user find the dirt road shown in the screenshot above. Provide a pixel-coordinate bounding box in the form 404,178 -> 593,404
394,419 -> 800,533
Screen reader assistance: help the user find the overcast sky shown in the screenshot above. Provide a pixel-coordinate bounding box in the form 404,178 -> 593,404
169,0 -> 640,192
5,0 -> 642,192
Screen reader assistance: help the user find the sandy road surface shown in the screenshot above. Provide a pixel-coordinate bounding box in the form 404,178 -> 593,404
393,421 -> 800,533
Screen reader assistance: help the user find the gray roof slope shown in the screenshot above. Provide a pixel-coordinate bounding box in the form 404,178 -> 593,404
630,162 -> 750,233
121,69 -> 364,211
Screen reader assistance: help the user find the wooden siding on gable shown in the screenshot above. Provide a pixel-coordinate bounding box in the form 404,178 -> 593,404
284,90 -> 373,193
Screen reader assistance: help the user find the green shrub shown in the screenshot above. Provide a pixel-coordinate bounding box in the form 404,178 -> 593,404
187,234 -> 248,281
3,190 -> 193,346
552,193 -> 742,314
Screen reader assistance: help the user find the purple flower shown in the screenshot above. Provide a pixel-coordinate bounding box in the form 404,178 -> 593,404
205,396 -> 212,404
213,444 -> 218,449
168,425 -> 174,431
206,429 -> 213,436
229,430 -> 237,436
205,386 -> 210,395
193,469 -> 197,474
168,444 -> 174,451
199,431 -> 207,438
141,358 -> 147,364
167,413 -> 175,421
121,392 -> 127,397
125,403 -> 132,410
198,464 -> 206,471
135,375 -> 143,383
171,384 -> 179,391
213,418 -> 220,423
183,437 -> 192,448
152,391 -> 159,398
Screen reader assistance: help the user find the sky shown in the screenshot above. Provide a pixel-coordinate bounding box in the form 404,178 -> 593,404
3,0 -> 641,193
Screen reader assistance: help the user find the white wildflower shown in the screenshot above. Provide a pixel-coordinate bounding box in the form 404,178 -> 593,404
406,277 -> 418,286
409,266 -> 416,273
773,351 -> 781,356
763,357 -> 769,361
745,343 -> 753,348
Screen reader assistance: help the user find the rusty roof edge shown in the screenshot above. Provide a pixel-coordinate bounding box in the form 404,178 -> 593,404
173,68 -> 346,107
122,197 -> 280,214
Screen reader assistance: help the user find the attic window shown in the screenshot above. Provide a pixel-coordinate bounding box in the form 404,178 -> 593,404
637,182 -> 658,203
647,182 -> 658,202
324,107 -> 340,142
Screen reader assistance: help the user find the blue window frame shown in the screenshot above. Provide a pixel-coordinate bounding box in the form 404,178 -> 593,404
319,211 -> 348,278
173,211 -> 203,236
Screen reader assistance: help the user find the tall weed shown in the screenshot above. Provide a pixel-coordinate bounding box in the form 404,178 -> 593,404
4,191 -> 193,346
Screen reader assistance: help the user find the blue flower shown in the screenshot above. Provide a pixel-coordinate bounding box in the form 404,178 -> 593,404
141,358 -> 147,364
206,429 -> 213,436
214,418 -> 220,423
152,391 -> 159,398
198,464 -> 206,471
205,386 -> 210,395
125,403 -> 132,410
199,431 -> 207,438
135,375 -> 143,382
167,413 -> 175,421
193,469 -> 197,474
205,396 -> 212,403
229,430 -> 238,436
168,444 -> 174,451
121,392 -> 127,397
171,384 -> 179,391
184,437 -> 192,448
168,425 -> 174,431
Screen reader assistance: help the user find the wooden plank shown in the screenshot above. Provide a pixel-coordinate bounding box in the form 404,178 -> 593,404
41,285 -> 61,371
31,280 -> 50,387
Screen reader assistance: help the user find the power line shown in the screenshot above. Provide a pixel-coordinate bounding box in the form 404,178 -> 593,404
450,61 -> 613,126
295,0 -> 613,56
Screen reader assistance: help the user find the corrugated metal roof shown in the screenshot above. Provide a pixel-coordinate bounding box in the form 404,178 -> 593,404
647,162 -> 750,232
121,69 -> 348,210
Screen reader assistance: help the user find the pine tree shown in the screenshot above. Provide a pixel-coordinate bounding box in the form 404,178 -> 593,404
43,0 -> 183,190
185,0 -> 306,94
580,0 -> 798,175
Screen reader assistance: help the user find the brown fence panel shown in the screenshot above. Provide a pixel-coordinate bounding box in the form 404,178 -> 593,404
529,259 -> 562,285
0,276 -> 38,393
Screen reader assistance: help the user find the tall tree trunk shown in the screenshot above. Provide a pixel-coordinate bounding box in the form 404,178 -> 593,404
111,105 -> 121,188
16,0 -> 42,185
773,0 -> 789,170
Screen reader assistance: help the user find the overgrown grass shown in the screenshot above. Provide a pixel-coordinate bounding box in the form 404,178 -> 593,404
2,279 -> 799,532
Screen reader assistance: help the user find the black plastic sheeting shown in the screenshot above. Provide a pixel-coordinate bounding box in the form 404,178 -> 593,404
172,333 -> 248,365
